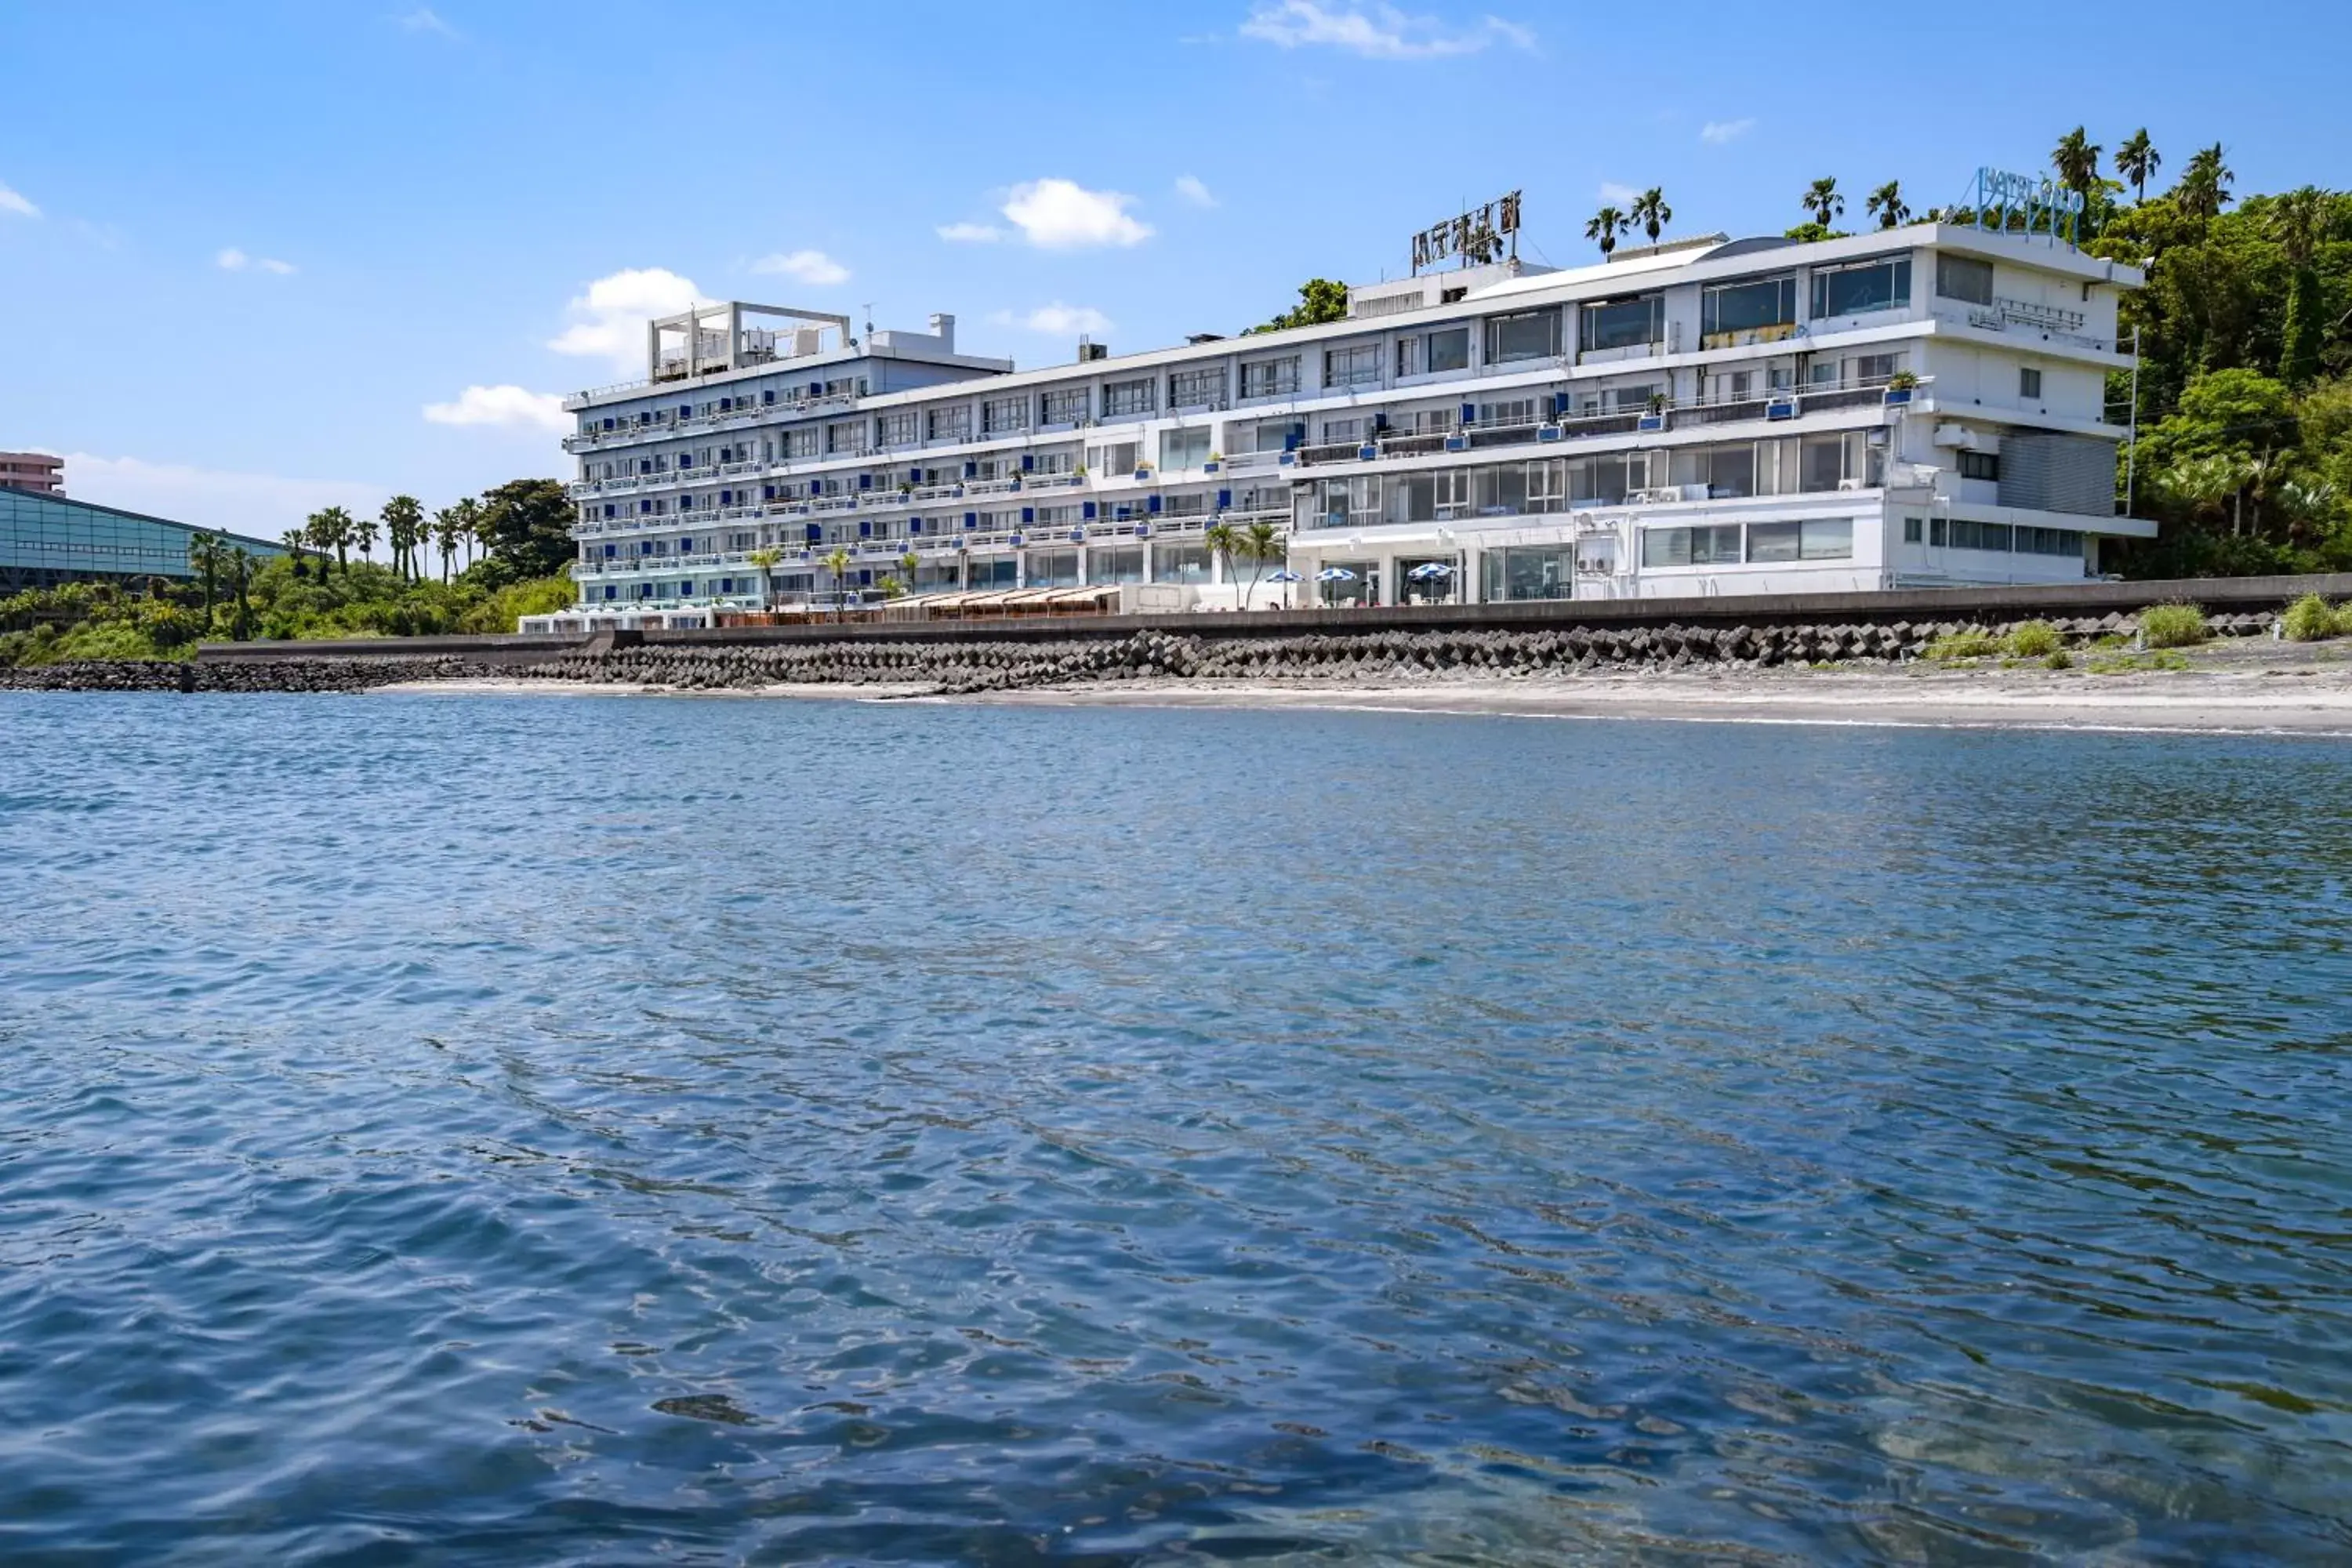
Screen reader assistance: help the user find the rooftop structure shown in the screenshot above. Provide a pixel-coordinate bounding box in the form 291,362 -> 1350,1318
528,220 -> 2153,633
1,488 -> 289,593
0,451 -> 64,496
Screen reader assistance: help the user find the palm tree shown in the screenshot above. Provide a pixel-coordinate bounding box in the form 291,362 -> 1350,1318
821,546 -> 852,619
450,496 -> 485,570
278,527 -> 308,579
304,506 -> 347,575
354,510 -> 379,567
2114,129 -> 2160,205
746,546 -> 781,610
431,506 -> 460,583
228,547 -> 253,641
2051,126 -> 2103,202
2176,143 -> 2233,220
1238,519 -> 1283,611
1584,205 -> 1629,259
1629,187 -> 1671,245
380,495 -> 423,581
1802,177 -> 1844,229
1866,180 -> 1910,230
1202,520 -> 1240,597
186,531 -> 224,622
899,549 -> 920,598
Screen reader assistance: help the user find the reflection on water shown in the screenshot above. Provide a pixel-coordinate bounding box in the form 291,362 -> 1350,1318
2,691 -> 2349,1563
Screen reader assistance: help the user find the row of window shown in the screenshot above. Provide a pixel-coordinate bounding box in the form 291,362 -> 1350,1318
1642,518 -> 1856,567
1900,517 -> 2084,555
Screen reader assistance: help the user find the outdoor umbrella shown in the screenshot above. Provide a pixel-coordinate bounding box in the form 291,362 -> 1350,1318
1406,562 -> 1455,580
1313,567 -> 1358,581
1265,569 -> 1304,583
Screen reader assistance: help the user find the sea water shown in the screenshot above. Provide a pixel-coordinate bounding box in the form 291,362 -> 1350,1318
2,691 -> 2348,1563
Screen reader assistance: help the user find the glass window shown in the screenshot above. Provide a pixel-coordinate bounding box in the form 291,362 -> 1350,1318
1089,546 -> 1145,586
1169,365 -> 1225,409
1701,275 -> 1797,339
926,405 -> 971,441
1323,343 -> 1381,387
1240,356 -> 1300,398
1024,549 -> 1081,587
1485,307 -> 1563,363
1483,546 -> 1577,601
2020,367 -> 2043,399
1811,256 -> 1913,319
1425,327 -> 1469,374
1642,525 -> 1744,568
1085,441 -> 1140,474
876,410 -> 918,448
1152,541 -> 1210,583
1935,252 -> 1994,307
1040,387 -> 1089,426
983,394 -> 1029,434
1578,295 -> 1663,354
1746,519 -> 1853,562
1102,377 -> 1155,418
1160,427 -> 1210,469
1904,516 -> 1924,543
1958,451 -> 2000,482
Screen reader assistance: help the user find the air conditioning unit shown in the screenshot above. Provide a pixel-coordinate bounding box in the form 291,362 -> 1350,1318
1836,477 -> 1865,492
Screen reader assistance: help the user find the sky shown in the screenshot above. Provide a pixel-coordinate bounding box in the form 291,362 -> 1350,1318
2,0 -> 2345,537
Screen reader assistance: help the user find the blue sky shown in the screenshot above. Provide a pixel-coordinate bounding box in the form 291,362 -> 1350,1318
2,0 -> 2343,535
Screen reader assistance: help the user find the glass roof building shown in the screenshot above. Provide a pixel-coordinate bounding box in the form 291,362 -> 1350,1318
0,488 -> 289,593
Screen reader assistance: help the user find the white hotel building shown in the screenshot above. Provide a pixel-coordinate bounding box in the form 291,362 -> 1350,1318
539,223 -> 2151,630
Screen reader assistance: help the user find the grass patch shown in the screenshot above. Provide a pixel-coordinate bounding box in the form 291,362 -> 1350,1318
1926,629 -> 2005,662
2043,650 -> 2072,670
2005,620 -> 2063,657
2138,601 -> 2209,648
2281,593 -> 2350,642
2087,649 -> 2192,675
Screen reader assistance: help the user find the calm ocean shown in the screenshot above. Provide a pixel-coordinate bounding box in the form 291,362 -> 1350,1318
3,691 -> 2348,1563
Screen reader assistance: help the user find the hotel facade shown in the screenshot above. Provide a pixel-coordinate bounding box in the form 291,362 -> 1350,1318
537,222 -> 2150,630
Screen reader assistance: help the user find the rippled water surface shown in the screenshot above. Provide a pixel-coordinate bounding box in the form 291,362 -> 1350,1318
3,691 -> 2350,1564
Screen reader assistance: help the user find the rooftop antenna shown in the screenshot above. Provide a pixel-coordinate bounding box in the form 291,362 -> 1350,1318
861,301 -> 876,339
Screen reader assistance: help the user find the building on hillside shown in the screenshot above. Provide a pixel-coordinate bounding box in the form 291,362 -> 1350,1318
0,488 -> 289,593
528,223 -> 2151,631
0,452 -> 64,495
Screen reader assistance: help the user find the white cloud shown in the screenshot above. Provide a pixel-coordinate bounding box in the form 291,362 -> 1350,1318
62,453 -> 387,539
546,267 -> 703,373
1700,118 -> 1756,145
1238,2 -> 1535,59
397,8 -> 459,37
423,384 -> 570,434
936,221 -> 1003,243
1598,182 -> 1640,208
988,303 -> 1114,337
1000,179 -> 1152,249
217,248 -> 296,274
748,248 -> 850,285
0,180 -> 38,220
1174,174 -> 1217,208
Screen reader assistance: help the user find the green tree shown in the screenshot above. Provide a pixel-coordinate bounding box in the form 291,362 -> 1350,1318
2271,187 -> 2332,387
450,495 -> 485,570
2116,129 -> 2161,205
1584,205 -> 1628,258
278,528 -> 309,580
1247,278 -> 1348,335
1203,520 -> 1240,593
746,546 -> 781,607
2177,144 -> 2234,221
380,494 -> 423,581
1629,187 -> 1671,245
2052,126 -> 2103,204
472,479 -> 573,586
899,549 -> 920,597
431,505 -> 460,582
822,546 -> 853,619
354,509 -> 379,567
227,547 -> 253,641
1802,176 -> 1844,229
1238,519 -> 1283,611
1866,180 -> 1910,229
186,531 -> 224,622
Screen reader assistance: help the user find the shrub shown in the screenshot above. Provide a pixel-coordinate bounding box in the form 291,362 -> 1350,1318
2005,620 -> 2063,657
2282,593 -> 2346,642
2138,602 -> 2209,648
1926,629 -> 2005,661
2044,650 -> 2072,670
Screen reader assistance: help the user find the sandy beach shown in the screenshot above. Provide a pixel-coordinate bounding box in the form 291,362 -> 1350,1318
369,641 -> 2352,735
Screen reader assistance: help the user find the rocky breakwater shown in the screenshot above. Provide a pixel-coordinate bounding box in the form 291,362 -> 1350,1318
0,655 -> 514,693
515,608 -> 2281,696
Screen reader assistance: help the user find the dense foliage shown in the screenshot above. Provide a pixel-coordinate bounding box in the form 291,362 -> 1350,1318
0,477 -> 575,666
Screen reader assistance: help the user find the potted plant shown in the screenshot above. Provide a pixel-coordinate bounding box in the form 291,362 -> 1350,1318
1884,368 -> 1920,405
1203,450 -> 1223,474
1638,391 -> 1668,431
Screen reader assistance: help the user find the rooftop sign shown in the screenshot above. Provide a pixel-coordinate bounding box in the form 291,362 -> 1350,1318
1411,191 -> 1522,275
1966,167 -> 2084,245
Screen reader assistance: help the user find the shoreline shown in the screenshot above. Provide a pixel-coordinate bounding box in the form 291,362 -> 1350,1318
361,662 -> 2352,735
